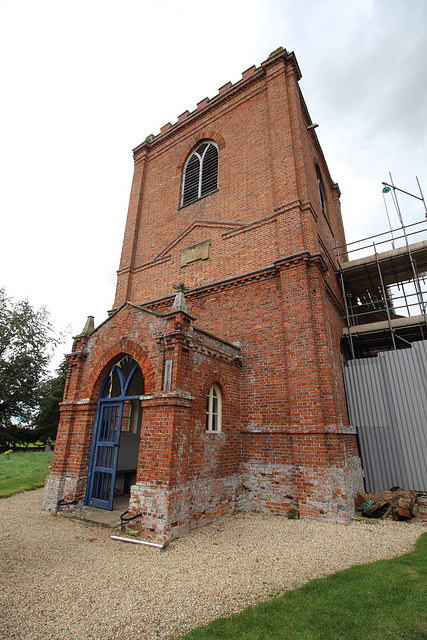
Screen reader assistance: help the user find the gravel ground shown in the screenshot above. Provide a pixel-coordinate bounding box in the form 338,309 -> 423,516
1,489 -> 426,640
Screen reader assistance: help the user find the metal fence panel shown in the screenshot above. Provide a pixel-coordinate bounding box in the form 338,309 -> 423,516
356,426 -> 407,493
343,341 -> 427,493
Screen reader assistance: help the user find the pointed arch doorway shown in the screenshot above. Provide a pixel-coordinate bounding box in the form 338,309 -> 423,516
85,356 -> 144,510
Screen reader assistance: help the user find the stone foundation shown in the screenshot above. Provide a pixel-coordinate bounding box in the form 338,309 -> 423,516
129,474 -> 242,542
42,472 -> 86,511
240,457 -> 363,523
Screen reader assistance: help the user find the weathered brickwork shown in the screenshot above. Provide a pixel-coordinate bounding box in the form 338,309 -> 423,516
43,47 -> 363,541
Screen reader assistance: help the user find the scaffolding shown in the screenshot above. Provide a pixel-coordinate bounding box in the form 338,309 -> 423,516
336,179 -> 427,359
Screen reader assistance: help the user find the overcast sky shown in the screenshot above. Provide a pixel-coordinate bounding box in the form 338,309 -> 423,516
1,0 -> 426,366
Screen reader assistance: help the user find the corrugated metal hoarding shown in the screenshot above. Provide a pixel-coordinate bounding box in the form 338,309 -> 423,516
343,341 -> 427,493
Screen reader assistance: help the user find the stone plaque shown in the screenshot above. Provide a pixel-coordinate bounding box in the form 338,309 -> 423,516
180,239 -> 211,267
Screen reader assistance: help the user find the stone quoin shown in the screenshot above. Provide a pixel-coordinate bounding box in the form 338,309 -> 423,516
43,47 -> 363,542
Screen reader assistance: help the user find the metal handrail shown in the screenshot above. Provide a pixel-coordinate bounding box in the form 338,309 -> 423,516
120,510 -> 142,532
56,499 -> 78,511
335,219 -> 427,261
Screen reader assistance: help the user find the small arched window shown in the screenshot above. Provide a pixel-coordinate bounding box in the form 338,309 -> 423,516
315,164 -> 327,216
205,383 -> 222,432
182,141 -> 218,206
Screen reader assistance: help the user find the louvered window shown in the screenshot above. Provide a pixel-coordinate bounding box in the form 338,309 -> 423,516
182,142 -> 218,206
316,164 -> 327,215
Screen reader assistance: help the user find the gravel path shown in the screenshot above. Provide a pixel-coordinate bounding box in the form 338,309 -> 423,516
1,489 -> 426,640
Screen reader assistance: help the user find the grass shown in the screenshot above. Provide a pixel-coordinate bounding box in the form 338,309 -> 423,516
0,449 -> 53,497
179,531 -> 427,640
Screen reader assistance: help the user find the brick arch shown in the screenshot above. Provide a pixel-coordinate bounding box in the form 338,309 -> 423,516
176,132 -> 226,172
201,371 -> 229,402
88,339 -> 156,403
194,130 -> 226,150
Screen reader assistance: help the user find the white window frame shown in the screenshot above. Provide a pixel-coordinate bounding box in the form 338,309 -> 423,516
205,383 -> 222,432
181,141 -> 218,206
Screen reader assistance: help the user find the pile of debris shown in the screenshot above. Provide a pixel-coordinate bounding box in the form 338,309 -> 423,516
355,489 -> 424,520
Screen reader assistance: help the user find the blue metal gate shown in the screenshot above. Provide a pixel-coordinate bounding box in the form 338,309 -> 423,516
86,401 -> 124,509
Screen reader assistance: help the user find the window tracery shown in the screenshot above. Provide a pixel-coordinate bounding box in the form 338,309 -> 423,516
182,141 -> 218,206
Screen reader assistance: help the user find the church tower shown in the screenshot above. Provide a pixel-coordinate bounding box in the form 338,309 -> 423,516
44,48 -> 362,541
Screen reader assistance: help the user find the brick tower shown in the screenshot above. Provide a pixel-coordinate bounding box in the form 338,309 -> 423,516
43,47 -> 363,541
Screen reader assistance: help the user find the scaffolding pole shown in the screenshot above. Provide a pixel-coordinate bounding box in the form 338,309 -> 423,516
374,243 -> 397,351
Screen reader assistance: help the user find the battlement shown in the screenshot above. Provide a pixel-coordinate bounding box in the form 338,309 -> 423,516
133,47 -> 301,156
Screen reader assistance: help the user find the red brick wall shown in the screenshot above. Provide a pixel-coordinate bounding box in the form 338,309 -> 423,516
114,49 -> 345,310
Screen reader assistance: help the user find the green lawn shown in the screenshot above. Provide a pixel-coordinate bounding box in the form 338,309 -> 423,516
179,531 -> 427,640
0,449 -> 53,497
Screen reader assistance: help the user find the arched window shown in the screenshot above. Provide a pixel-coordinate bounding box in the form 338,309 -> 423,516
205,383 -> 222,432
315,164 -> 327,215
100,355 -> 145,399
182,141 -> 218,206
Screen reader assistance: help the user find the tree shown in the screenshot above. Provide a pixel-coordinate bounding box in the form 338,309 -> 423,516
0,288 -> 59,450
32,357 -> 68,444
